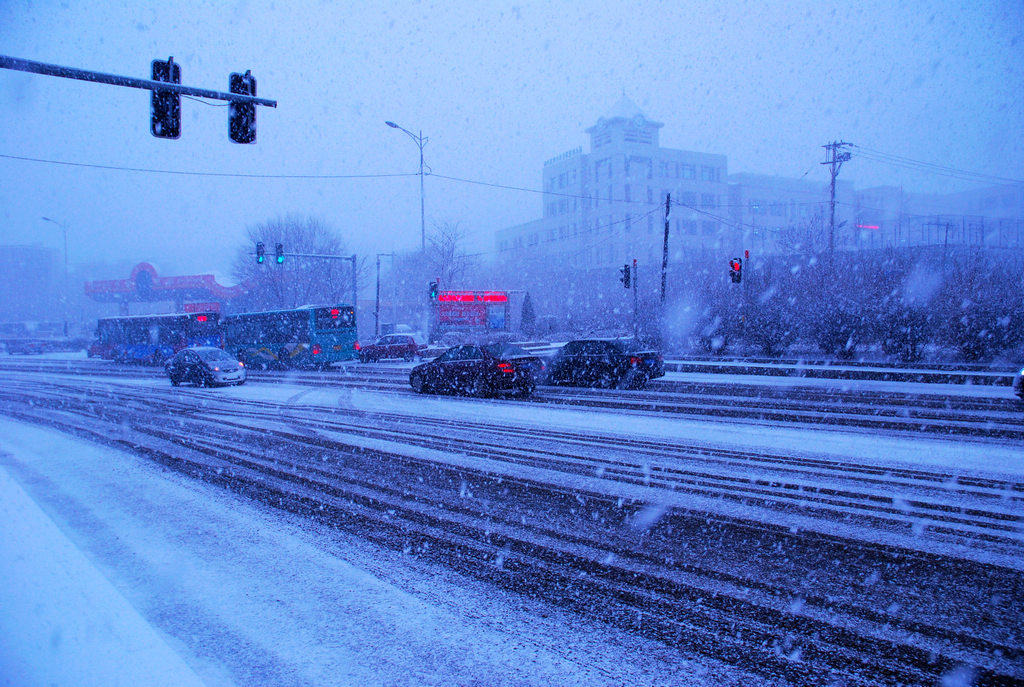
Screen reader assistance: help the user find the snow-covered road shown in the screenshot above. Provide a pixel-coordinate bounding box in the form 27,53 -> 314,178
2,362 -> 1021,685
0,417 -> 766,687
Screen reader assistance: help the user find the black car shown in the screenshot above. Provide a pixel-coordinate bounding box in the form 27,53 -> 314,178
545,338 -> 664,389
165,346 -> 247,387
481,342 -> 546,381
409,343 -> 541,397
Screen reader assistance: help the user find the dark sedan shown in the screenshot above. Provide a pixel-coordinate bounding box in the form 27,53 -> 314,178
409,343 -> 541,397
358,334 -> 425,362
165,346 -> 247,387
545,338 -> 664,389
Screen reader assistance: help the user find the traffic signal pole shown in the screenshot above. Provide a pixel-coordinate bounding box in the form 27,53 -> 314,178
0,55 -> 277,108
632,259 -> 638,339
661,193 -> 670,304
0,55 -> 276,141
255,243 -> 358,305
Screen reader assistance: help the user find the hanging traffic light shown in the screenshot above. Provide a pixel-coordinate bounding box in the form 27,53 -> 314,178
429,281 -> 439,300
150,57 -> 181,139
275,243 -> 284,264
256,241 -> 265,264
620,263 -> 631,288
730,257 -> 743,283
229,70 -> 257,144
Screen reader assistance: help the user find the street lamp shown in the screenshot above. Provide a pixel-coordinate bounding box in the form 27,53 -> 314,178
41,216 -> 69,338
385,120 -> 428,253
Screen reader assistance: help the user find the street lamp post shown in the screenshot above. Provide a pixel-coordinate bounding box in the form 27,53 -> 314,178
41,216 -> 69,338
385,121 -> 428,253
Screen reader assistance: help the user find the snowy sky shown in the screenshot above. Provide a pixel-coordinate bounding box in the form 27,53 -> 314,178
1,0 -> 1022,279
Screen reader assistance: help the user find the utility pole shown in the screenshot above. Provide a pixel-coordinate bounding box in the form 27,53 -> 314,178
660,193 -> 670,304
632,258 -> 638,339
821,141 -> 852,267
374,252 -> 395,338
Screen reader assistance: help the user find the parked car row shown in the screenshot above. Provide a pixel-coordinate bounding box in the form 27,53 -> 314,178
160,337 -> 664,397
409,338 -> 663,398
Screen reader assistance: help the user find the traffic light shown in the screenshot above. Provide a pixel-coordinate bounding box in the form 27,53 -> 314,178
620,263 -> 631,289
275,243 -> 284,264
150,57 -> 181,139
429,281 -> 439,300
229,70 -> 257,144
256,241 -> 265,264
730,257 -> 743,283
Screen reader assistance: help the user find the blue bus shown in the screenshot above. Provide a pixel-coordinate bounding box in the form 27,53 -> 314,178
222,304 -> 358,369
91,312 -> 222,364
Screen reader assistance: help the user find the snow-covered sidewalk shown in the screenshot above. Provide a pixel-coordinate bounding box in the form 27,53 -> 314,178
0,463 -> 206,687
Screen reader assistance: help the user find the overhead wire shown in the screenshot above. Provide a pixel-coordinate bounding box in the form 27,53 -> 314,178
850,144 -> 1024,186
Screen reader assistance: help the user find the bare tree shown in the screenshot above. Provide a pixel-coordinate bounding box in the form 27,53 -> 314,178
426,220 -> 470,288
231,215 -> 363,311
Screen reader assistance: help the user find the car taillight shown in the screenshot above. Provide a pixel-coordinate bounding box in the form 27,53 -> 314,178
629,356 -> 640,366
354,341 -> 361,351
312,344 -> 321,355
497,362 -> 514,374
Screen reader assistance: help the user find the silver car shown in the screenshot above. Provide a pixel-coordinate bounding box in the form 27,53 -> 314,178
166,347 -> 247,387
1014,366 -> 1024,400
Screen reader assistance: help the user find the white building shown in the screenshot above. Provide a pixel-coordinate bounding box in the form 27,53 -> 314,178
727,173 -> 855,256
854,183 -> 1024,251
495,96 -> 731,273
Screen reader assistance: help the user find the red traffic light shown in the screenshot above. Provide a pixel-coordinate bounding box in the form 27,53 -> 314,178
729,257 -> 742,283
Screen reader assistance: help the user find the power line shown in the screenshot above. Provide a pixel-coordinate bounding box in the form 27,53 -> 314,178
851,145 -> 1024,185
0,153 -> 416,179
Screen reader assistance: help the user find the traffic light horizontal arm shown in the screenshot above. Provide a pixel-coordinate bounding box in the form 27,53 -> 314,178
277,252 -> 357,261
0,55 -> 277,108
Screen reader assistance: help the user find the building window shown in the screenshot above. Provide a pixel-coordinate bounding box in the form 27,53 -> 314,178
702,221 -> 716,235
701,193 -> 717,208
624,184 -> 631,202
681,192 -> 697,206
682,164 -> 696,179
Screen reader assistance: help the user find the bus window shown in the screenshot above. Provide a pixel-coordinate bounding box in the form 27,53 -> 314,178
315,306 -> 355,330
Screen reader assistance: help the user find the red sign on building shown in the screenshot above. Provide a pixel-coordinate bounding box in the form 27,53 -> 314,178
437,291 -> 508,329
